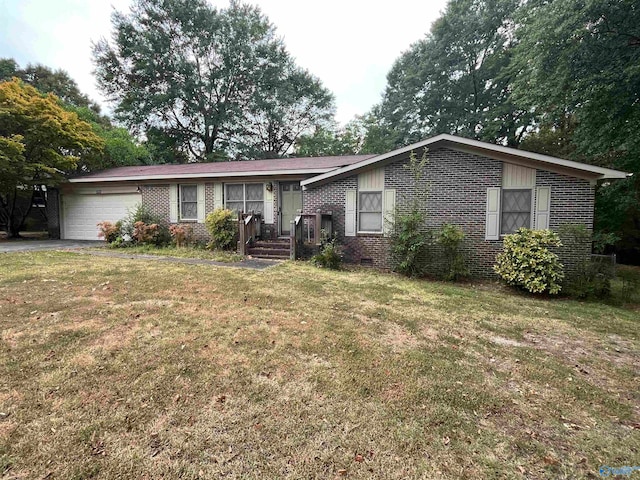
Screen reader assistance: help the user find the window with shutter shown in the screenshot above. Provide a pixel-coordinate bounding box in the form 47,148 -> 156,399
179,185 -> 198,220
501,189 -> 532,234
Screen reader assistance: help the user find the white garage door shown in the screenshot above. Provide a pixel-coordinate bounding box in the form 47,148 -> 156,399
62,193 -> 141,240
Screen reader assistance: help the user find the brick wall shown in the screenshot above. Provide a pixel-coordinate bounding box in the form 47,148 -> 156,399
141,184 -> 210,241
303,147 -> 595,277
141,182 -> 283,242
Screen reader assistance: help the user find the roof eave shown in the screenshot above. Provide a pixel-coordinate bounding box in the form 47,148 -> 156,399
68,167 -> 340,183
301,134 -> 629,188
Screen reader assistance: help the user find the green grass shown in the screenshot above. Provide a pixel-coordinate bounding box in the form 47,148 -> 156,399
92,244 -> 243,262
0,252 -> 638,479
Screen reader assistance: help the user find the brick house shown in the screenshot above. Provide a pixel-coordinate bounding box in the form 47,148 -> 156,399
55,134 -> 626,276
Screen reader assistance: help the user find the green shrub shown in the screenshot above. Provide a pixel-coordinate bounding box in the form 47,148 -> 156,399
389,210 -> 431,277
311,234 -> 342,270
205,208 -> 237,250
437,224 -> 468,281
558,224 -> 615,299
494,228 -> 564,294
121,204 -> 170,246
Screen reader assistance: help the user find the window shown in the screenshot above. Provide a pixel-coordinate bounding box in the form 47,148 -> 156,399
225,183 -> 264,214
358,191 -> 383,232
179,184 -> 198,220
501,189 -> 532,234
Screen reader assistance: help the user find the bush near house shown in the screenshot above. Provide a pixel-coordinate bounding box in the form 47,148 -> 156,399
311,233 -> 342,270
436,224 -> 468,281
96,221 -> 120,244
494,228 -> 564,294
205,208 -> 236,250
169,224 -> 194,248
559,224 -> 616,299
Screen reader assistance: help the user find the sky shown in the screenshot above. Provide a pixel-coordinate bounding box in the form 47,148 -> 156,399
0,0 -> 448,124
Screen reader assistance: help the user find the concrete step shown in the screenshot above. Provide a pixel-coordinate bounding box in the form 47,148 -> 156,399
249,253 -> 290,260
253,240 -> 290,249
248,247 -> 290,257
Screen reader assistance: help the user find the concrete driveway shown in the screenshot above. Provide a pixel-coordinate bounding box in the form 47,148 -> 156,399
0,239 -> 103,253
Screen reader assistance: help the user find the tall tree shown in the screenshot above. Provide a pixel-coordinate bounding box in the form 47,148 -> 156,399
374,0 -> 531,149
93,0 -> 335,161
0,58 -> 98,112
0,79 -> 103,237
512,0 -> 640,261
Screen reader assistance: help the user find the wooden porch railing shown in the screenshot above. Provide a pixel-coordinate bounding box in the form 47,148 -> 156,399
290,210 -> 333,260
237,211 -> 262,256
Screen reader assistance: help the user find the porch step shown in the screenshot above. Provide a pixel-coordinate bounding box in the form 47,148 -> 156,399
247,240 -> 291,260
248,247 -> 290,257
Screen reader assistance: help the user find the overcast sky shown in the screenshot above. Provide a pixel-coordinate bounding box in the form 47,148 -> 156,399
0,0 -> 448,124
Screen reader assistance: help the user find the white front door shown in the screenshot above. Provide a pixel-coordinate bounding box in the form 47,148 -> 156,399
62,193 -> 141,240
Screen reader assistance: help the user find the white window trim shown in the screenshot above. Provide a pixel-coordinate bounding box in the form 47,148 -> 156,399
179,184 -> 198,221
357,190 -> 384,234
499,186 -> 534,236
224,182 -> 264,214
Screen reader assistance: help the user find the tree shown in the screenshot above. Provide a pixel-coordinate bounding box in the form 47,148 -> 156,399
0,58 -> 98,112
0,79 -> 103,237
373,0 -> 531,149
512,0 -> 640,262
93,0 -> 335,161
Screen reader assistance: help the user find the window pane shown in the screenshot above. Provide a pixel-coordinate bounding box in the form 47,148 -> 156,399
501,190 -> 532,234
226,184 -> 243,202
181,202 -> 197,219
181,185 -> 197,202
359,212 -> 382,232
246,184 -> 263,201
246,201 -> 264,214
501,212 -> 531,234
226,201 -> 243,213
503,190 -> 531,212
359,192 -> 382,212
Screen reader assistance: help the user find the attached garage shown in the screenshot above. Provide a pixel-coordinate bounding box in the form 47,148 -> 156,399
62,192 -> 141,240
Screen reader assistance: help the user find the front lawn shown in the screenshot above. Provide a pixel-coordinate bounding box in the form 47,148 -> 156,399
0,252 -> 638,479
92,244 -> 243,262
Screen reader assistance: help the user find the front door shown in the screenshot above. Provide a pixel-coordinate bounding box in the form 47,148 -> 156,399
280,182 -> 302,236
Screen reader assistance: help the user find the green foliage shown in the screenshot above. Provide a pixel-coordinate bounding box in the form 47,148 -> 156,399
0,78 -> 104,237
120,204 -> 170,246
511,0 -> 640,262
437,224 -> 468,281
205,208 -> 237,250
494,228 -> 564,295
389,211 -> 431,278
93,0 -> 334,161
558,224 -> 615,299
311,234 -> 342,270
372,0 -> 529,149
389,149 -> 431,277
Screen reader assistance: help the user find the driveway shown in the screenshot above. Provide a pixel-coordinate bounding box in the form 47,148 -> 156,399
0,239 -> 103,253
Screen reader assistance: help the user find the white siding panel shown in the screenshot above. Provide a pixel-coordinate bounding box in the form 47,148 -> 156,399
503,163 -> 536,188
358,167 -> 384,191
